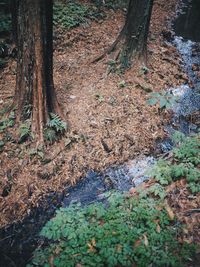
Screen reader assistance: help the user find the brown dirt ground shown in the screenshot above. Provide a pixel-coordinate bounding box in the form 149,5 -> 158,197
0,0 -> 199,246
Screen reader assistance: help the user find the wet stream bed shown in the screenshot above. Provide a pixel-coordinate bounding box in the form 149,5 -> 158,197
1,0 -> 200,266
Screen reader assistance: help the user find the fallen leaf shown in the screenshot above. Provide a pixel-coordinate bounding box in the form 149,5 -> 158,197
165,200 -> 175,220
143,234 -> 149,247
49,255 -> 54,267
156,224 -> 161,233
134,239 -> 141,248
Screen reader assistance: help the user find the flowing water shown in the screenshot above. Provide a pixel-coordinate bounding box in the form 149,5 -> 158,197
1,1 -> 200,266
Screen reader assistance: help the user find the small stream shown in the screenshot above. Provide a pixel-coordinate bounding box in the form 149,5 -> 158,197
0,1 -> 200,266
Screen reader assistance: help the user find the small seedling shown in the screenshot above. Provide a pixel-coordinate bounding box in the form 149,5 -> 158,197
95,93 -> 104,103
109,96 -> 117,106
118,80 -> 126,88
141,66 -> 149,75
107,59 -> 117,73
147,91 -> 177,110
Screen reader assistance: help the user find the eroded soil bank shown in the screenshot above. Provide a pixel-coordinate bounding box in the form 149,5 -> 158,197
0,0 -> 199,266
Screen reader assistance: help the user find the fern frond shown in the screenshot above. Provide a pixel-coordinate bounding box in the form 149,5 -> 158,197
47,113 -> 67,133
19,119 -> 31,142
44,128 -> 57,144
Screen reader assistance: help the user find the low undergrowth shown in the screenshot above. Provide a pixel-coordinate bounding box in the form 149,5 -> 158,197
53,1 -> 105,29
150,132 -> 200,193
28,133 -> 199,267
28,194 -> 195,267
0,110 -> 67,147
53,0 -> 129,30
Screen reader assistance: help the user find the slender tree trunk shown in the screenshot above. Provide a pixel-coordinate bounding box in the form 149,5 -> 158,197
13,0 -> 62,143
93,0 -> 154,69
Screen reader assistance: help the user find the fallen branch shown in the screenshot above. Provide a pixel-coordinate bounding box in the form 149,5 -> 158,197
184,209 -> 200,215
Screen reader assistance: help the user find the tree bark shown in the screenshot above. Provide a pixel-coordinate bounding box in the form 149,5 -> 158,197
13,0 -> 62,143
93,0 -> 154,69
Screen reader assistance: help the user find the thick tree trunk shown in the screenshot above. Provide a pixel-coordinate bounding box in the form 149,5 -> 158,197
94,0 -> 154,69
121,0 -> 154,67
13,0 -> 62,143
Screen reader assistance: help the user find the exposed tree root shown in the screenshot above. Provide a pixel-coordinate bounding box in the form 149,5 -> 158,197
92,28 -> 125,63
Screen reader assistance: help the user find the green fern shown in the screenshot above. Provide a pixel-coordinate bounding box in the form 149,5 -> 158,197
19,120 -> 31,142
0,111 -> 15,132
44,128 -> 57,144
47,113 -> 67,133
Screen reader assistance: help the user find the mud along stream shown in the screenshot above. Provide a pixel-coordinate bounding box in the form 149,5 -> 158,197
1,1 -> 200,266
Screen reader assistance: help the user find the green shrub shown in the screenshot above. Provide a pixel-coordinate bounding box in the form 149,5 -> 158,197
29,193 -> 195,267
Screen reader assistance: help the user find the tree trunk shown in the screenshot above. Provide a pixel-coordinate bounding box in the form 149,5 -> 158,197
13,0 -> 62,143
94,0 -> 154,69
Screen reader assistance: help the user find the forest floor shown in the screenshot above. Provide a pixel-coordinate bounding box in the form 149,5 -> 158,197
0,0 -> 199,249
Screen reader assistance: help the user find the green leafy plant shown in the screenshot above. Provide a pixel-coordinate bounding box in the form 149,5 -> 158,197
44,113 -> 67,143
147,91 -> 177,110
47,113 -> 67,133
53,1 -> 103,29
44,128 -> 57,144
149,134 -> 200,193
138,183 -> 166,200
171,131 -> 186,145
0,111 -> 15,132
29,145 -> 44,159
140,66 -> 149,75
22,104 -> 32,120
19,119 -> 31,142
29,193 -> 195,267
118,80 -> 126,88
109,96 -> 117,106
95,93 -> 104,103
107,59 -> 117,73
